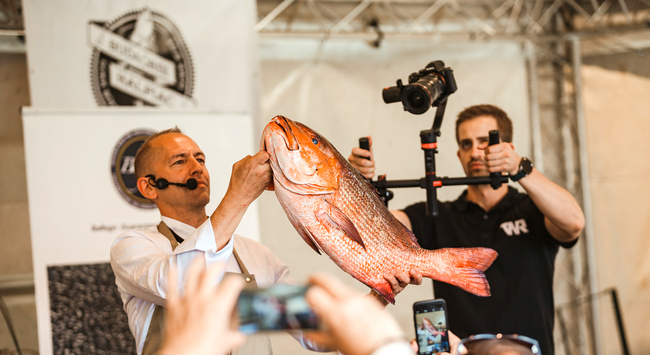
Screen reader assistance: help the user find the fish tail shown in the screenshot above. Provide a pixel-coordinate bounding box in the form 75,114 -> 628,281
372,283 -> 396,305
424,247 -> 498,297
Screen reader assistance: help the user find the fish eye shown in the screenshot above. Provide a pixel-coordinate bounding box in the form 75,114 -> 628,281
311,136 -> 320,145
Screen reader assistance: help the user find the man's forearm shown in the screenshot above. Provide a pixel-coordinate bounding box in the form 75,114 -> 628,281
210,192 -> 251,250
518,169 -> 585,242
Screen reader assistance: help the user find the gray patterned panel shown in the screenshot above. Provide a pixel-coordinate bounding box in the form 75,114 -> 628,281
48,263 -> 136,355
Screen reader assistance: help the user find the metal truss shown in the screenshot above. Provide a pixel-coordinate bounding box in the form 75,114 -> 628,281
256,0 -> 650,42
0,0 -> 23,36
527,38 -> 598,354
2,0 -> 649,46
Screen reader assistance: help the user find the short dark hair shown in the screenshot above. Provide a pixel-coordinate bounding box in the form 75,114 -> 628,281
134,127 -> 183,180
455,104 -> 513,144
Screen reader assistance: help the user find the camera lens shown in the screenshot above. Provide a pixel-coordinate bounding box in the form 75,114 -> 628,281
406,91 -> 426,110
400,74 -> 445,115
401,85 -> 432,115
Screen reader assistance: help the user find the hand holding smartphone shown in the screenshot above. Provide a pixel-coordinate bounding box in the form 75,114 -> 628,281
413,299 -> 451,354
237,284 -> 321,334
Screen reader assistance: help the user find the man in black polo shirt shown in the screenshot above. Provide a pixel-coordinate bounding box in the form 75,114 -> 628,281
348,104 -> 585,355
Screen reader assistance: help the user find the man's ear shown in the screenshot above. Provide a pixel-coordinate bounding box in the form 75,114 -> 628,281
137,177 -> 158,200
457,149 -> 461,160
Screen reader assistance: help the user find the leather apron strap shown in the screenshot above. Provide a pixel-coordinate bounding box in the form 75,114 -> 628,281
226,248 -> 271,355
227,248 -> 258,286
141,222 -> 263,355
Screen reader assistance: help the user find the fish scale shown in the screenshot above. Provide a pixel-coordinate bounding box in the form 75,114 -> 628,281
262,115 -> 498,304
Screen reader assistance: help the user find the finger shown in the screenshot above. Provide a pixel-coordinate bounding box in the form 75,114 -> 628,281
354,159 -> 375,169
227,331 -> 248,351
389,272 -> 408,288
410,339 -> 419,353
487,160 -> 509,172
308,273 -> 356,300
351,147 -> 372,159
185,255 -> 207,296
166,263 -> 179,305
485,145 -> 498,155
448,330 -> 461,354
485,154 -> 506,166
215,275 -> 246,317
305,285 -> 336,318
216,274 -> 245,303
253,150 -> 271,163
200,261 -> 226,298
383,274 -> 402,291
485,151 -> 507,163
409,269 -> 423,285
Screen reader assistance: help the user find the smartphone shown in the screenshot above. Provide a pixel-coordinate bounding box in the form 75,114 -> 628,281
237,284 -> 321,334
413,299 -> 450,354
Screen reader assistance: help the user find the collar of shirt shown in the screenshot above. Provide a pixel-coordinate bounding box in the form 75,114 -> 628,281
160,215 -> 198,240
453,186 -> 520,213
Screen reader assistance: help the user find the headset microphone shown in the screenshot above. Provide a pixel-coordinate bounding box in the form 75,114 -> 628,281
146,175 -> 198,190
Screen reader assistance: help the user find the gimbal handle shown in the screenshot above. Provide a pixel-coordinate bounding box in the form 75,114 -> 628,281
357,127 -> 507,217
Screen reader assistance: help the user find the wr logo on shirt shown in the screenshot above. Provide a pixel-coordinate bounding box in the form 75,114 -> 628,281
500,219 -> 529,236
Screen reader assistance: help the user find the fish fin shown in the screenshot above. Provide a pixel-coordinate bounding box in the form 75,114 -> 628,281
316,203 -> 365,250
426,248 -> 498,297
286,212 -> 322,255
373,283 -> 395,305
297,227 -> 322,255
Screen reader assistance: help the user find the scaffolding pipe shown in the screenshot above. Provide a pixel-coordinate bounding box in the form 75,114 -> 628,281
570,34 -> 602,355
525,41 -> 544,173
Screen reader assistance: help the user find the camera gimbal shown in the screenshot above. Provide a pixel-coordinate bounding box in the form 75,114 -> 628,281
361,61 -> 508,221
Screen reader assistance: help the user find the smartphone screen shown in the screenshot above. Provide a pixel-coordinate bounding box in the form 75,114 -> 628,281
237,284 -> 320,334
413,299 -> 450,354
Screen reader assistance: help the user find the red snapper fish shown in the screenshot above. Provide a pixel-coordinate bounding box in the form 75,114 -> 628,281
261,115 -> 497,304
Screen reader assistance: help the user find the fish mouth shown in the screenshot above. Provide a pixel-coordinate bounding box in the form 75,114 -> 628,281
271,115 -> 300,151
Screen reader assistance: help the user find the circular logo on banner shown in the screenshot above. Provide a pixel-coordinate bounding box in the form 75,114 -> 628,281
89,8 -> 195,107
111,130 -> 156,209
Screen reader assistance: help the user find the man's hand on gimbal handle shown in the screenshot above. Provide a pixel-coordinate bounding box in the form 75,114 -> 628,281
349,136 -> 376,180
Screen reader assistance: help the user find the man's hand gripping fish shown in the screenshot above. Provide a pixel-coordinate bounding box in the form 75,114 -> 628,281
261,115 -> 497,304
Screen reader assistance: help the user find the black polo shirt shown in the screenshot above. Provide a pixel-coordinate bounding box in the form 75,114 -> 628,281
403,187 -> 577,355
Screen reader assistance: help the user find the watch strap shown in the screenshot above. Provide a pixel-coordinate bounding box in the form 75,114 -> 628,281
510,169 -> 527,182
510,157 -> 532,182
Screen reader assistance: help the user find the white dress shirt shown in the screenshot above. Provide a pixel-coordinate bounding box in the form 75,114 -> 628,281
110,216 -> 292,354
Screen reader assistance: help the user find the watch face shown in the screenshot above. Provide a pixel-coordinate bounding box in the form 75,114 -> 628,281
521,158 -> 533,174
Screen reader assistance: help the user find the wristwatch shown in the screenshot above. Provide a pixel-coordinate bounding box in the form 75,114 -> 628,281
510,157 -> 533,182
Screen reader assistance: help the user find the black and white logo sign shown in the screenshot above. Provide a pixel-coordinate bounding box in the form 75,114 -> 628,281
111,130 -> 156,209
89,8 -> 195,107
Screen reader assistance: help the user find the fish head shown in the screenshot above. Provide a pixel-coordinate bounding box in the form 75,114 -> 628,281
261,115 -> 340,195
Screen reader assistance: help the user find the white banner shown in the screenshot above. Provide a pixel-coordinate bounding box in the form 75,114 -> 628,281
22,108 -> 260,354
22,0 -> 258,112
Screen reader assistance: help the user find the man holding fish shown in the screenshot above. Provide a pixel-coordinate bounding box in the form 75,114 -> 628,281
349,104 -> 585,355
110,127 -> 417,355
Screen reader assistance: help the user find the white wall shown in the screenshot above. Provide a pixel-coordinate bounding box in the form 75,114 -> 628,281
582,65 -> 650,354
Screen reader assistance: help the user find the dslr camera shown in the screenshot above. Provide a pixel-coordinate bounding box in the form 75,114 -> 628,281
382,60 -> 457,115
